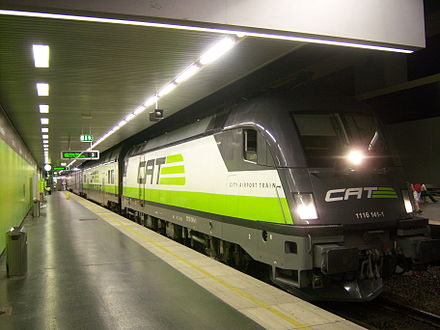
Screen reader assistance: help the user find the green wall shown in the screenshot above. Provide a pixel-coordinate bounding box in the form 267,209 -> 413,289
0,139 -> 36,253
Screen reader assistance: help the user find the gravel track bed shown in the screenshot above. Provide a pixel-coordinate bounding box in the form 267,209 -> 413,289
383,265 -> 440,316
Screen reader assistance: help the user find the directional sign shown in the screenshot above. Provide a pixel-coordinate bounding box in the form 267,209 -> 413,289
53,166 -> 69,171
80,134 -> 94,142
61,151 -> 99,160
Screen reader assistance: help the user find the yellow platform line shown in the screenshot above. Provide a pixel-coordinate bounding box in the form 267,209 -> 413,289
72,194 -> 310,329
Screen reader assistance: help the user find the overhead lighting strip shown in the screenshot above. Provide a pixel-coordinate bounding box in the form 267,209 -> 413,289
0,9 -> 414,54
32,44 -> 50,68
36,83 -> 49,96
6,8 -> 410,167
67,35 -> 238,168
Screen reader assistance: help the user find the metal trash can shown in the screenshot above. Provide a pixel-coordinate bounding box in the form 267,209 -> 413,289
32,199 -> 40,217
6,227 -> 27,278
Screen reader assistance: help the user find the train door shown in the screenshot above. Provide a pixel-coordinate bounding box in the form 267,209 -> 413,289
226,175 -> 238,218
137,156 -> 146,204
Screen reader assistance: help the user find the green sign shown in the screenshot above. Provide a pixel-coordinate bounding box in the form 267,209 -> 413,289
80,134 -> 94,142
53,166 -> 68,171
61,151 -> 99,160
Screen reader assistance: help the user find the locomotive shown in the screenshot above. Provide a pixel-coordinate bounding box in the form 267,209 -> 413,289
68,91 -> 440,301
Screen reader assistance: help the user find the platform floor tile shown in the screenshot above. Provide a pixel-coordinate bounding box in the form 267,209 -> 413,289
69,192 -> 364,329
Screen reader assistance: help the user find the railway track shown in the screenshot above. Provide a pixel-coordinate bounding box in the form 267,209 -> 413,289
316,296 -> 440,329
376,296 -> 440,329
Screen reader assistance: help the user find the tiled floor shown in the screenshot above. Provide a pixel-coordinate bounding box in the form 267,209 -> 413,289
65,193 -> 362,329
0,193 -> 263,330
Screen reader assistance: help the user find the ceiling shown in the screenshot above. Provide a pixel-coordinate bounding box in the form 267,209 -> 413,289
0,12 -> 302,168
1,1 -> 439,170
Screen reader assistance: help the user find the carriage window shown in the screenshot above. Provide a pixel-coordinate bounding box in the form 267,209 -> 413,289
107,170 -> 111,184
111,170 -> 115,184
243,129 -> 257,162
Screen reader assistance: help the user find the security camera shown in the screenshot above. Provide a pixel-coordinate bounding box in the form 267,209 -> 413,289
150,109 -> 163,122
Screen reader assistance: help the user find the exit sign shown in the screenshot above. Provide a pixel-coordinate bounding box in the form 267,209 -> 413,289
80,134 -> 93,142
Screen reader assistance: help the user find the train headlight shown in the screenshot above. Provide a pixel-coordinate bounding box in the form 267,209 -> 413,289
401,189 -> 414,213
346,149 -> 365,166
293,193 -> 318,220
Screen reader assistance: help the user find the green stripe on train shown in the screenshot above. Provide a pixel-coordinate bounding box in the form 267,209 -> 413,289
160,165 -> 185,175
372,187 -> 397,199
372,191 -> 397,195
372,195 -> 398,199
166,154 -> 184,164
123,186 -> 293,224
378,187 -> 396,191
83,184 -> 119,194
159,177 -> 186,185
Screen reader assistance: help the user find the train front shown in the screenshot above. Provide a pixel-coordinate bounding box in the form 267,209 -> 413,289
268,96 -> 440,301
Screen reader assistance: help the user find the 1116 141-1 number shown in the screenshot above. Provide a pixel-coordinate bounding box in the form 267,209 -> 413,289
355,211 -> 385,219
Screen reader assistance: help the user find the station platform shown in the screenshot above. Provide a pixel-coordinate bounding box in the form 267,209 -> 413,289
0,192 -> 361,329
420,201 -> 440,225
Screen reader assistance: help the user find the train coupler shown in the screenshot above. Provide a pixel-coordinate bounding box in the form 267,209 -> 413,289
314,244 -> 359,275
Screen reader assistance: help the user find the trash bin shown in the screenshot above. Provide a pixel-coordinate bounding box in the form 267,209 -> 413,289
32,199 -> 40,217
6,227 -> 27,277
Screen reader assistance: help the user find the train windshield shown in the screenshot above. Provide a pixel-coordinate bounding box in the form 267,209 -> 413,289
292,113 -> 396,169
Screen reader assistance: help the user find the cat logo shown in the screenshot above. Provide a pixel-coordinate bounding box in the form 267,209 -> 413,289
137,154 -> 185,186
325,187 -> 397,202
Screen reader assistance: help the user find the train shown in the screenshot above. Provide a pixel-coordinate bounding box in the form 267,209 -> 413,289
67,90 -> 440,301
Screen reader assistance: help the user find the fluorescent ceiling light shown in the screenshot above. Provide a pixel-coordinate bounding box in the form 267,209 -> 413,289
133,106 -> 146,115
39,104 -> 49,113
117,120 -> 127,128
40,118 -> 49,124
42,134 -> 49,139
143,95 -> 158,107
32,44 -> 49,68
43,139 -> 48,144
175,64 -> 200,83
158,82 -> 177,97
125,113 -> 135,122
36,83 -> 49,96
41,127 -> 49,133
43,144 -> 49,147
199,37 -> 236,65
61,163 -> 66,166
0,9 -> 414,54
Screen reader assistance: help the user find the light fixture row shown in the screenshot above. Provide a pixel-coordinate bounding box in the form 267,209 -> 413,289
2,9 -> 415,54
67,36 -> 238,168
32,44 -> 50,164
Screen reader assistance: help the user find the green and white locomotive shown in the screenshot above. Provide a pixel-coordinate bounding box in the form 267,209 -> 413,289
69,91 -> 440,301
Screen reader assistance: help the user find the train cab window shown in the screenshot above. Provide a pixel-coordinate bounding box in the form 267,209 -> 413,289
292,114 -> 346,168
243,129 -> 257,162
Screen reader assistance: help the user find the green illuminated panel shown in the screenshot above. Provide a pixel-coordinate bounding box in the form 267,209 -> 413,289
61,150 -> 99,159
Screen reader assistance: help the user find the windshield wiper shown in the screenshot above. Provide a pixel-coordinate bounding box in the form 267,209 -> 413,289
368,131 -> 379,151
